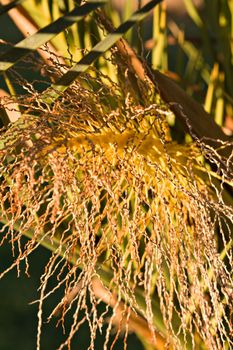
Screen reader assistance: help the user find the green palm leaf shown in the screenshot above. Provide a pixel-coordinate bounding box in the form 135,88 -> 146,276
43,0 -> 163,102
0,0 -> 107,73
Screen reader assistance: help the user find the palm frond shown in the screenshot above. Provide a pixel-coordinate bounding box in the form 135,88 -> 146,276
0,1 -> 232,350
0,0 -> 107,73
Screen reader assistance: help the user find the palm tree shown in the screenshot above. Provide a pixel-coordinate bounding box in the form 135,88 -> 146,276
0,1 -> 232,349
